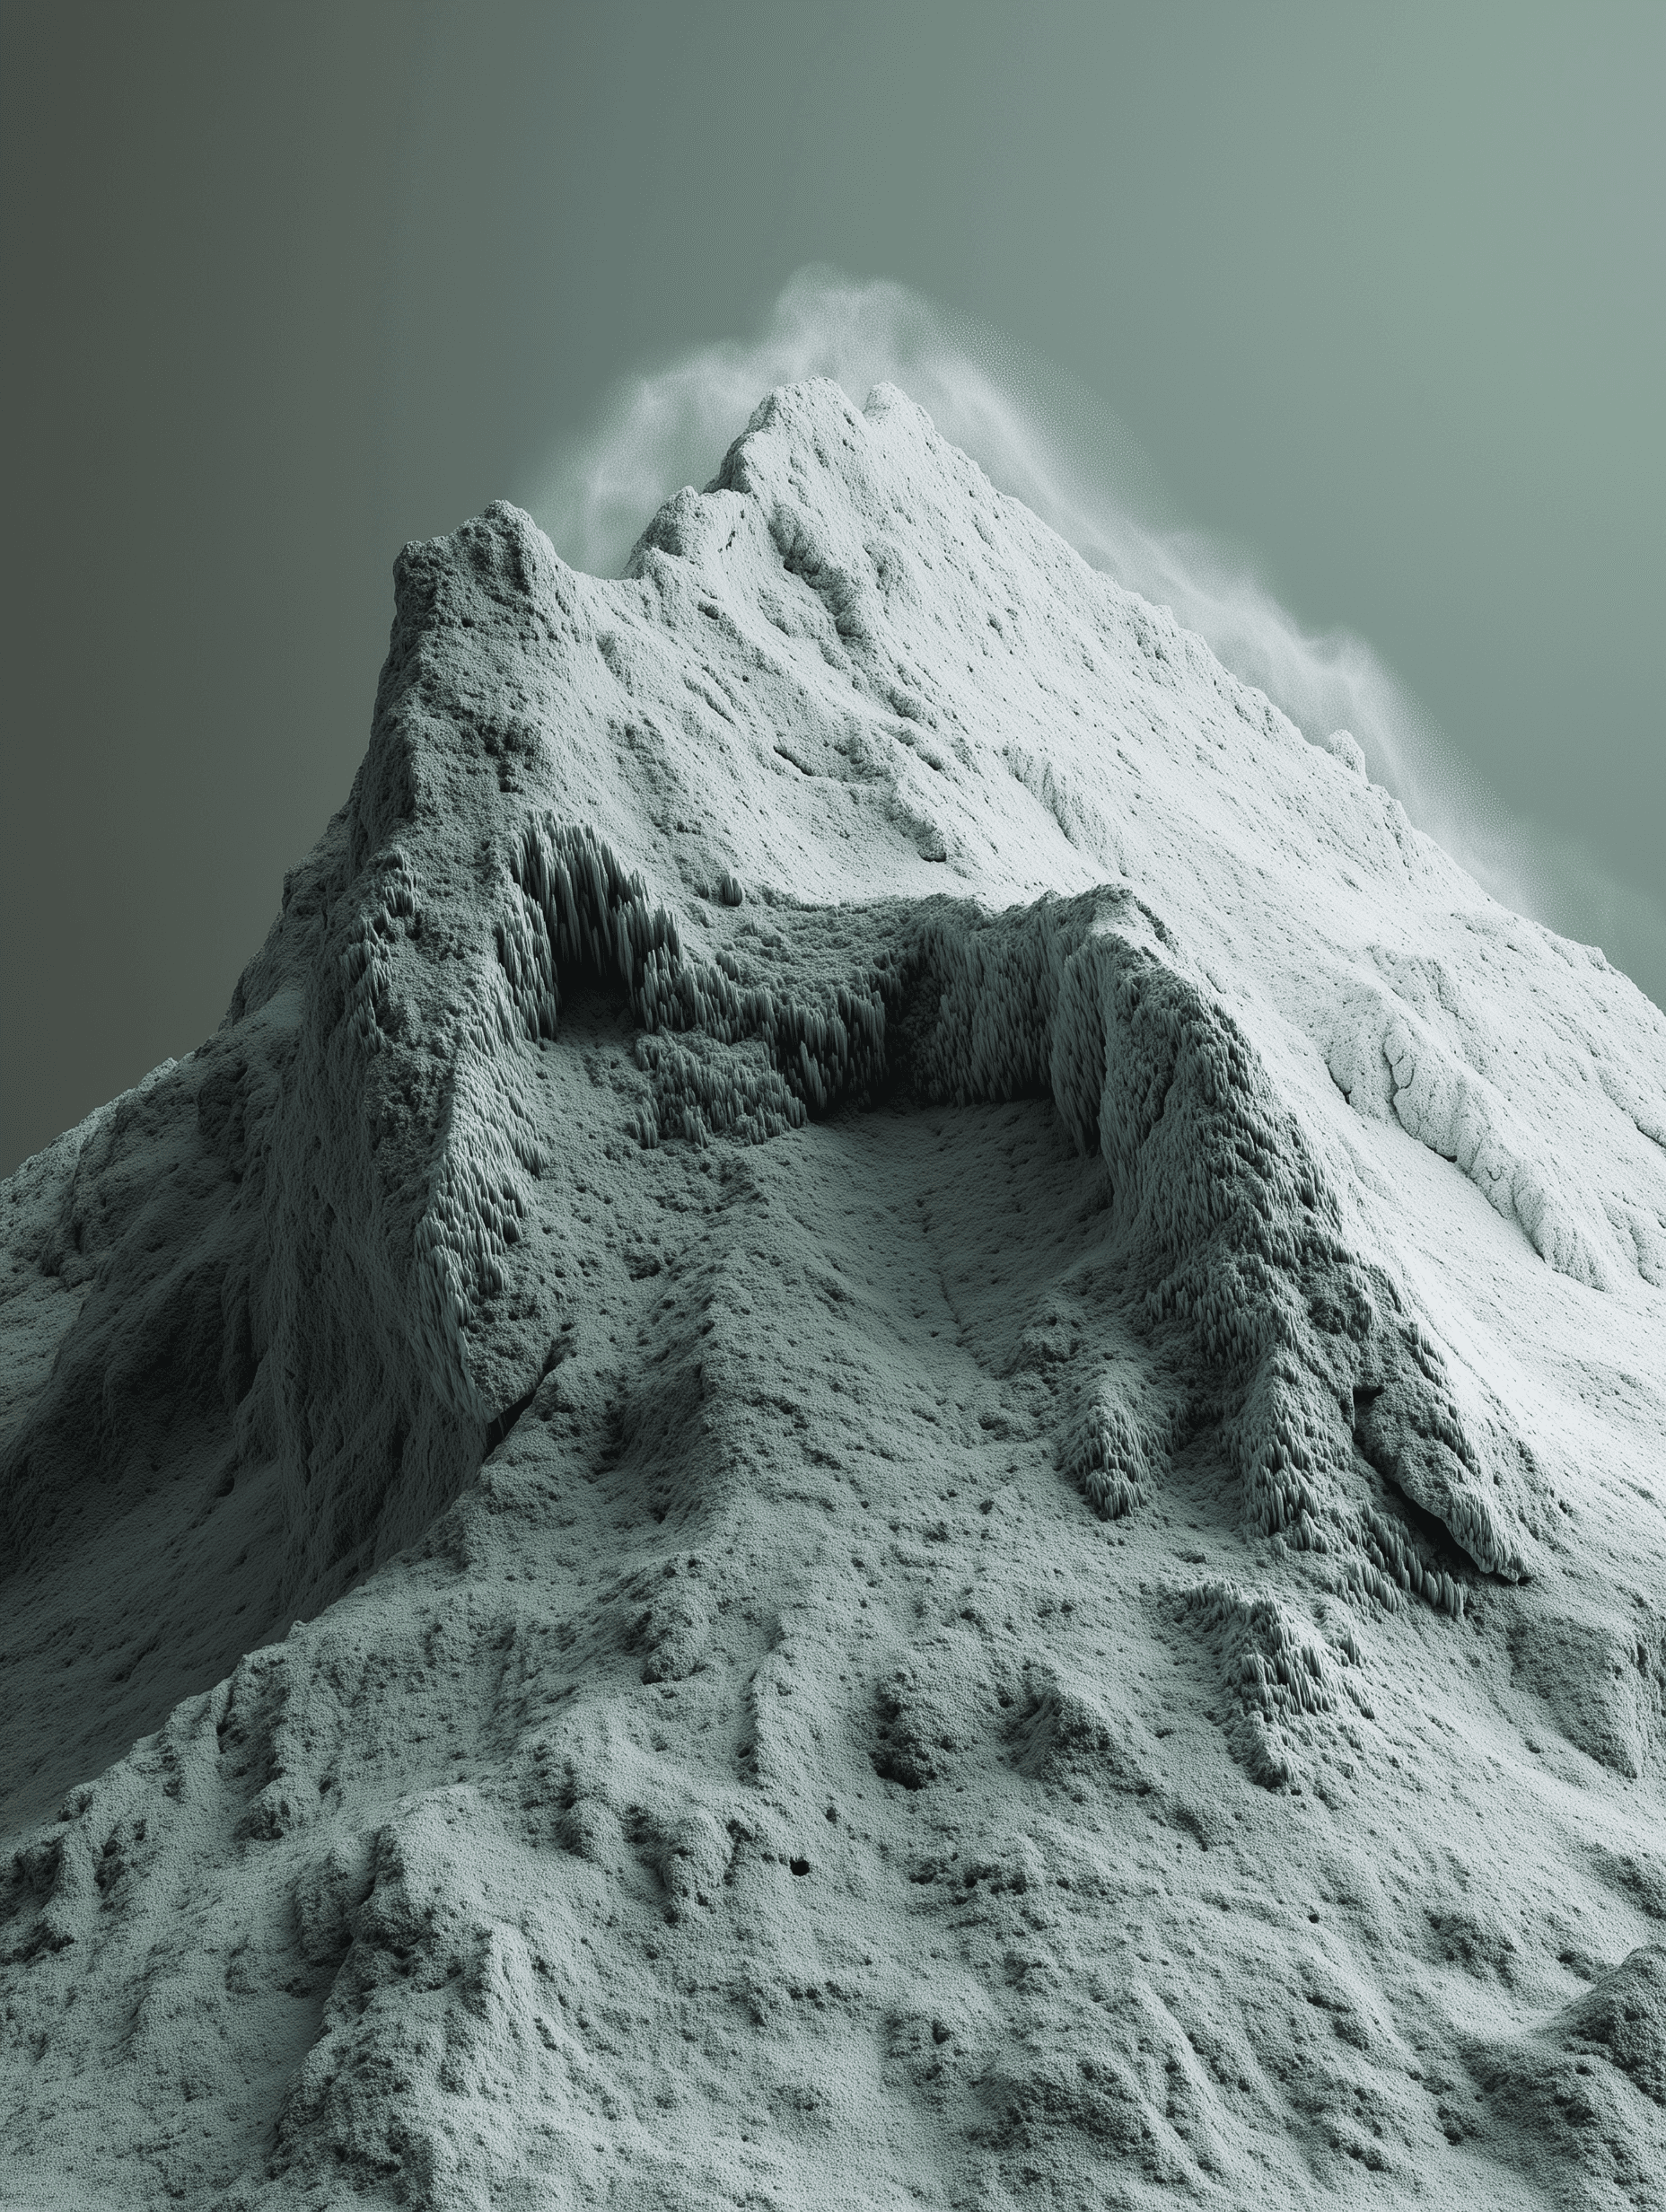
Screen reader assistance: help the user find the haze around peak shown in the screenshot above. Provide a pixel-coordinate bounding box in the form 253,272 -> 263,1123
525,268 -> 1666,1001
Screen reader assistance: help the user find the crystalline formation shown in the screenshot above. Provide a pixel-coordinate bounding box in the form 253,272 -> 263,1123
4,382 -> 1666,2208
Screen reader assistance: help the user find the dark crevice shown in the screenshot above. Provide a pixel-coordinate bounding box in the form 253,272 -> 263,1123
1373,1474 -> 1471,1576
484,1339 -> 563,1459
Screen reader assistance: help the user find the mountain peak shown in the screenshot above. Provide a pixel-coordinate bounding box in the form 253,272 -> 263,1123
4,387 -> 1665,2210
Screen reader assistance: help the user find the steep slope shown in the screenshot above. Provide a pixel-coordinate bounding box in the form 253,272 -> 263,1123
4,381 -> 1666,2210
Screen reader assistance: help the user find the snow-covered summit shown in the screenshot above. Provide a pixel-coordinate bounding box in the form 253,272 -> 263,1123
4,381 -> 1665,2210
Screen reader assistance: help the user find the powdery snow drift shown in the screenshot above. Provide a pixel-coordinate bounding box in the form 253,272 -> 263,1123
4,381 -> 1666,2209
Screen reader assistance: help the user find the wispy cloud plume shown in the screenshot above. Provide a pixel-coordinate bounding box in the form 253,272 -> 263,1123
522,268 -> 1665,1002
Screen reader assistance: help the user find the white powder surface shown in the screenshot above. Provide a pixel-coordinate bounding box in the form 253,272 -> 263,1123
4,382 -> 1664,2209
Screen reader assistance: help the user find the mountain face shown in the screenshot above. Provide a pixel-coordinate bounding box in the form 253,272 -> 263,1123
4,379 -> 1666,2211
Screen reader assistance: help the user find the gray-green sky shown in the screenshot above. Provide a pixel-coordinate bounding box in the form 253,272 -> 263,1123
4,0 -> 1662,1174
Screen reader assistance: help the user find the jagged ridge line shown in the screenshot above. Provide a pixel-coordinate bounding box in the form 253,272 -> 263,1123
484,838 -> 1531,1596
910,889 -> 1527,1584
